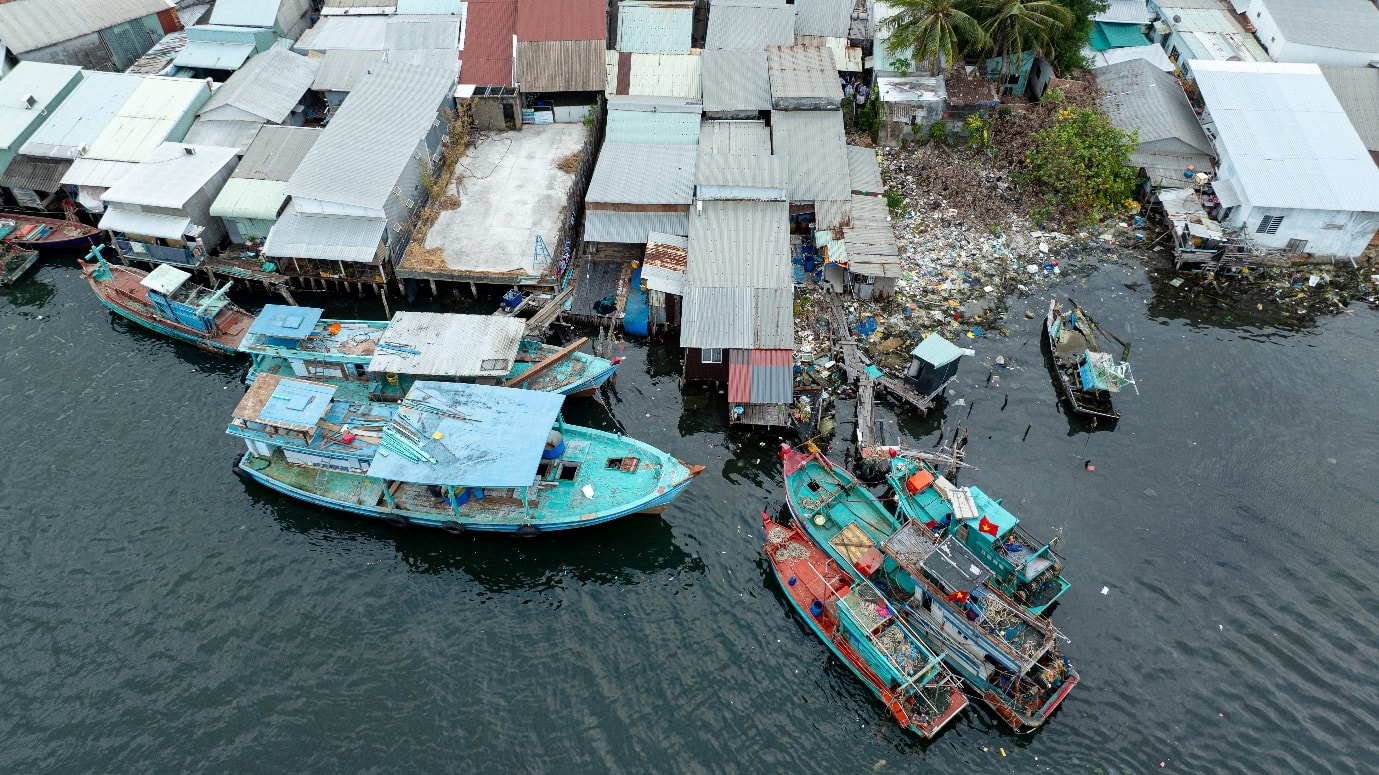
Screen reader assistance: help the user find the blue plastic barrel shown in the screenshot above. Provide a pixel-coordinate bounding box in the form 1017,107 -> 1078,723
810,600 -> 825,617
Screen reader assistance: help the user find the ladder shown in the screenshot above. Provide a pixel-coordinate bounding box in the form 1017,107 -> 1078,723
533,235 -> 551,271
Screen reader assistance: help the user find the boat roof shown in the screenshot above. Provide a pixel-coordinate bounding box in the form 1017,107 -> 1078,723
248,305 -> 325,341
910,333 -> 963,367
369,312 -> 525,378
365,381 -> 564,487
233,372 -> 338,431
967,486 -> 1018,540
921,535 -> 992,594
139,264 -> 192,296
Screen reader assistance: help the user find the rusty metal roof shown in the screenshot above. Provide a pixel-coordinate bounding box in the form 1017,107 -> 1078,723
460,0 -> 517,86
516,0 -> 607,41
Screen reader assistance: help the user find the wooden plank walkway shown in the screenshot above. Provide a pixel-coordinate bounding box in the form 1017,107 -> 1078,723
824,295 -> 875,449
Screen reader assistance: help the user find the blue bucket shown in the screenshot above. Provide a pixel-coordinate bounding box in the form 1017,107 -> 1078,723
809,600 -> 824,617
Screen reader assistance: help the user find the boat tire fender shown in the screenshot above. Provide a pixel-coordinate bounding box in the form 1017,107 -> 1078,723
231,455 -> 251,484
385,514 -> 409,529
442,521 -> 466,535
516,524 -> 541,538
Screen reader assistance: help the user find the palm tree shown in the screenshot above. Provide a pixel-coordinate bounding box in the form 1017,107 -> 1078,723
881,0 -> 989,76
975,0 -> 1074,72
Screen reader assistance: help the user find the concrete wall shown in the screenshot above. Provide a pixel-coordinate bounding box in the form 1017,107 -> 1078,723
1224,199 -> 1379,257
22,33 -> 113,71
1246,0 -> 1379,65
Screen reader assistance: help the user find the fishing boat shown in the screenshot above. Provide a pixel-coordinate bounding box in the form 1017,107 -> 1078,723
0,213 -> 101,251
78,246 -> 253,354
229,376 -> 702,534
239,307 -> 619,402
762,514 -> 968,738
1043,298 -> 1135,420
0,243 -> 40,286
782,446 -> 1077,733
887,455 -> 1070,616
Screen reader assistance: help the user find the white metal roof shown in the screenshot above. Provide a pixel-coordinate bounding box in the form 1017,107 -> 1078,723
1192,61 -> 1379,213
99,208 -> 194,240
262,202 -> 385,262
0,62 -> 83,151
84,78 -> 212,163
200,48 -> 321,123
685,198 -> 791,288
311,49 -> 386,92
369,312 -> 524,377
19,72 -> 143,159
183,118 -> 263,154
586,143 -> 697,205
139,264 -> 193,295
294,15 -> 390,51
210,178 -> 288,220
1258,0 -> 1379,55
0,0 -> 173,54
60,158 -> 137,188
101,143 -> 240,209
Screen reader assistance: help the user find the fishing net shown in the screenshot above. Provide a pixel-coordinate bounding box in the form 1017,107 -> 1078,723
766,525 -> 792,546
773,541 -> 811,562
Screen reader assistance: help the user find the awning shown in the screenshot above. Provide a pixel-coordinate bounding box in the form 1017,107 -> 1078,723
1211,178 -> 1242,208
99,209 -> 193,240
61,158 -> 136,188
173,41 -> 255,70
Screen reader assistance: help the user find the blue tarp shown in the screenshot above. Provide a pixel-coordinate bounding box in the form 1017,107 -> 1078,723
366,381 -> 564,487
248,305 -> 324,341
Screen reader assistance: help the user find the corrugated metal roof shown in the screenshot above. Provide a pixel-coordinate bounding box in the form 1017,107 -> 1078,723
605,102 -> 702,144
20,72 -> 143,159
1094,58 -> 1213,157
843,193 -> 898,277
0,62 -> 83,152
232,125 -> 321,180
813,197 -> 849,230
586,143 -> 697,203
705,3 -> 795,49
583,210 -> 689,242
263,203 -> 386,262
701,49 -> 770,113
0,155 -> 71,191
365,381 -> 565,488
210,177 -> 288,219
643,231 -> 688,293
767,45 -> 843,110
1159,8 -> 1269,63
85,78 -> 212,163
685,198 -> 790,287
60,158 -> 136,188
1321,65 -> 1379,152
102,142 -> 239,209
294,15 -> 390,51
1262,0 -> 1379,54
606,52 -> 703,97
183,118 -> 263,154
1192,61 -> 1379,212
174,41 -> 257,70
211,0 -> 287,28
846,144 -> 883,194
770,109 -> 849,202
727,348 -> 793,403
370,312 -> 524,377
202,48 -> 321,123
312,49 -> 386,92
698,120 -> 771,154
98,208 -> 193,240
516,39 -> 605,91
793,0 -> 851,38
459,0 -> 517,86
617,1 -> 694,54
1094,0 -> 1152,23
680,286 -> 793,348
0,0 -> 172,54
396,0 -> 465,13
287,63 -> 455,213
516,0 -> 607,41
385,16 -> 462,49
695,153 -> 788,188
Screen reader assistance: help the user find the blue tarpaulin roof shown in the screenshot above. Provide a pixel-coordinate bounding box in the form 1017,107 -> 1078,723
248,304 -> 324,340
366,381 -> 564,487
910,334 -> 963,367
1090,21 -> 1150,51
259,378 -> 337,429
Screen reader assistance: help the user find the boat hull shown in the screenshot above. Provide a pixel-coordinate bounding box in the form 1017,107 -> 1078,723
1043,299 -> 1119,420
0,248 -> 40,285
0,213 -> 101,252
81,261 -> 251,354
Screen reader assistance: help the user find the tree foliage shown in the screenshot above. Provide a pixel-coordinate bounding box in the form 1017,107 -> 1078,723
1045,0 -> 1108,73
977,0 -> 1074,69
881,0 -> 1106,76
1021,89 -> 1139,225
882,0 -> 989,75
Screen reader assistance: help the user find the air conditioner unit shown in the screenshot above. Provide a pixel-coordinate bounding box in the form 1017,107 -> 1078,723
390,222 -> 402,232
392,186 -> 402,196
441,134 -> 450,145
404,199 -> 415,209
23,94 -> 36,108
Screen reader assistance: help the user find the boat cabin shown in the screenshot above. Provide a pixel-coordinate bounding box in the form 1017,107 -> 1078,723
367,312 -> 526,397
904,334 -> 963,396
140,264 -> 238,336
239,304 -> 383,387
228,373 -> 387,473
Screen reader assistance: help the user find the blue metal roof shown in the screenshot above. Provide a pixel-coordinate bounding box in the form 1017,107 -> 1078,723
259,378 -> 338,429
367,381 -> 564,487
910,333 -> 963,367
248,305 -> 325,340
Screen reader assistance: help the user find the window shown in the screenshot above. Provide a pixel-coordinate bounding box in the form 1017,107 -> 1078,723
1256,215 -> 1284,235
480,358 -> 510,371
701,348 -> 723,364
1285,239 -> 1308,255
558,462 -> 580,481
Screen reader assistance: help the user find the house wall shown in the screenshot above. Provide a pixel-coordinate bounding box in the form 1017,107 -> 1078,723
22,33 -> 113,71
226,216 -> 277,244
1223,200 -> 1379,257
1246,1 -> 1379,65
683,347 -> 729,382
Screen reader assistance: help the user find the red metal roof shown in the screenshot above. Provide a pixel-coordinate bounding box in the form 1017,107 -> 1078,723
751,349 -> 792,367
461,0 -> 517,86
516,0 -> 607,42
727,355 -> 752,403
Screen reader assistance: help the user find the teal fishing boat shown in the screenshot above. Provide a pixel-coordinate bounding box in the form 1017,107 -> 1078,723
762,513 -> 969,738
239,307 -> 619,401
887,456 -> 1069,616
229,375 -> 701,534
782,446 -> 1077,733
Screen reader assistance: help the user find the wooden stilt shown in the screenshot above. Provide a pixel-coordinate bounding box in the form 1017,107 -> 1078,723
469,281 -> 477,297
279,286 -> 298,306
379,283 -> 391,317
429,279 -> 438,296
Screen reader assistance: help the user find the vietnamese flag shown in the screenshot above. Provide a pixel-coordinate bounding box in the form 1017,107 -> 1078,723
978,515 -> 999,537
947,590 -> 968,604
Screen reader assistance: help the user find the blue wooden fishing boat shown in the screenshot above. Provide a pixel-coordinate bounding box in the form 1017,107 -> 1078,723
887,455 -> 1070,616
763,513 -> 969,738
79,247 -> 253,354
782,446 -> 1077,733
239,307 -> 619,401
229,375 -> 702,534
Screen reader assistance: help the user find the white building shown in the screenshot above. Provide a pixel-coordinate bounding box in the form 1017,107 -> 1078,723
1242,0 -> 1379,66
1193,61 -> 1379,259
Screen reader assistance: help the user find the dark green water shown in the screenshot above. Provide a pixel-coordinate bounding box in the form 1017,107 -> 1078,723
3,254 -> 1377,773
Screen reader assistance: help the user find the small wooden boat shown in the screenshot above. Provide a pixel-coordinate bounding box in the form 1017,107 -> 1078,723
783,445 -> 1077,733
0,213 -> 101,252
762,514 -> 968,739
78,248 -> 253,354
887,455 -> 1070,616
239,306 -> 618,402
0,243 -> 40,286
1043,298 -> 1134,420
229,377 -> 702,534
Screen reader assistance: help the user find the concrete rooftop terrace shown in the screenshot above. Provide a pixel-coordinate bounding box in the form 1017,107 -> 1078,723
400,123 -> 586,284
